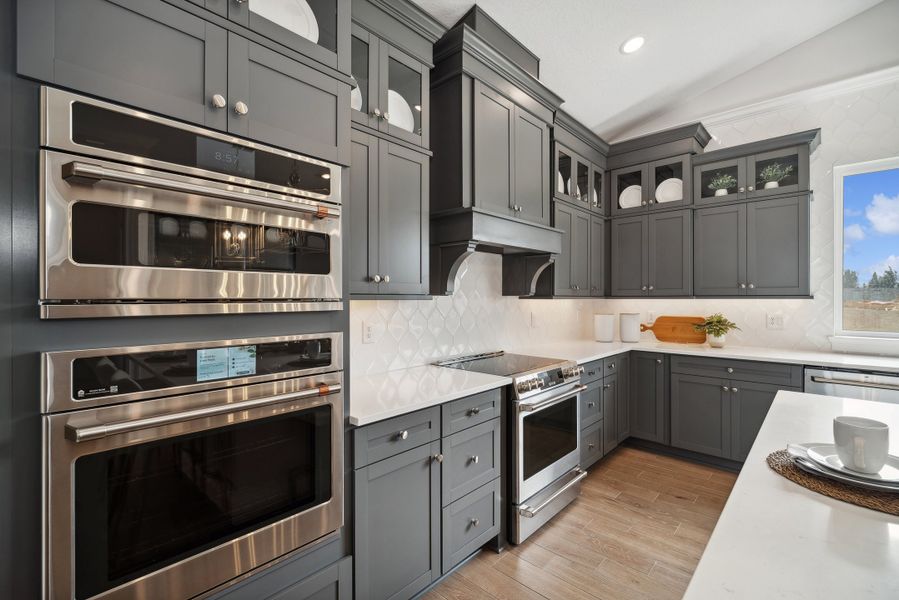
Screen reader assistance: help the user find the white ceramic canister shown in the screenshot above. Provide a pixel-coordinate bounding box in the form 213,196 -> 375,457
594,314 -> 615,342
620,313 -> 641,343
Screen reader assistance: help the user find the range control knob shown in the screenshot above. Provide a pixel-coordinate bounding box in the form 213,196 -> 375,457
516,380 -> 531,395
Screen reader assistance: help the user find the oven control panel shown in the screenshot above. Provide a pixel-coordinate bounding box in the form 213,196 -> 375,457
513,362 -> 582,400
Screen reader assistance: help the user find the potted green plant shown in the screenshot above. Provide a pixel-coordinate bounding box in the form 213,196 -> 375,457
694,313 -> 741,348
708,173 -> 737,197
758,162 -> 793,189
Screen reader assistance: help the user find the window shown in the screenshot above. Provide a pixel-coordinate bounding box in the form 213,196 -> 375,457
834,157 -> 899,345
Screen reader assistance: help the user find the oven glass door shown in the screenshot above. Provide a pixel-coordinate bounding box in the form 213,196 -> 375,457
69,405 -> 332,599
522,397 -> 578,480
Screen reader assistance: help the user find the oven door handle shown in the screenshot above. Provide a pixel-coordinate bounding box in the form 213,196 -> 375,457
65,382 -> 342,443
62,160 -> 340,219
518,468 -> 588,518
518,384 -> 587,413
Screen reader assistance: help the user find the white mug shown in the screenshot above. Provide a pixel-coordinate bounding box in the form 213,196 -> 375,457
833,416 -> 889,474
594,314 -> 615,342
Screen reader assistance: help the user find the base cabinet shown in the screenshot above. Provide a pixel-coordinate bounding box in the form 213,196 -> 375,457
731,381 -> 788,461
670,374 -> 731,458
630,353 -> 669,444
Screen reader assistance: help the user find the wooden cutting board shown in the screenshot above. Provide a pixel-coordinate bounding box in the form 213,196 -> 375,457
640,316 -> 707,344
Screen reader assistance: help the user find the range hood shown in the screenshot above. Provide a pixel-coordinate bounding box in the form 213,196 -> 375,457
430,207 -> 562,296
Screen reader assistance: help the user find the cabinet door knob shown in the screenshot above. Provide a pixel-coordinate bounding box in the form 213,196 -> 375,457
727,367 -> 734,373
469,455 -> 479,465
382,112 -> 390,122
233,101 -> 249,116
739,283 -> 747,289
383,275 -> 390,283
648,285 -> 654,291
641,285 -> 647,291
372,108 -> 382,118
432,453 -> 444,463
609,363 -> 615,369
656,359 -> 662,365
396,430 -> 408,441
732,387 -> 739,393
748,186 -> 754,191
722,386 -> 730,392
748,283 -> 755,289
467,407 -> 481,416
470,518 -> 480,527
572,284 -> 580,291
235,0 -> 248,3
372,274 -> 382,283
738,186 -> 745,193
603,384 -> 611,390
641,200 -> 647,206
211,94 -> 227,109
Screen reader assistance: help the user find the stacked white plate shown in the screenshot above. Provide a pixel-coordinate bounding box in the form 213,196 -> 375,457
787,442 -> 899,492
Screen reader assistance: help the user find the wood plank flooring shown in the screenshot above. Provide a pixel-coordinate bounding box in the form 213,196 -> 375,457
423,447 -> 738,600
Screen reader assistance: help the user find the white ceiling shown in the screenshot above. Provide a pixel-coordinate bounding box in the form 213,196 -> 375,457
412,0 -> 883,141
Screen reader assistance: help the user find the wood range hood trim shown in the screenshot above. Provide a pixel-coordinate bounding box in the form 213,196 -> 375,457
429,207 -> 562,296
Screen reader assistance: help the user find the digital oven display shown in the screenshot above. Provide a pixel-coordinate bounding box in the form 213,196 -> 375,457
196,137 -> 256,178
196,345 -> 258,382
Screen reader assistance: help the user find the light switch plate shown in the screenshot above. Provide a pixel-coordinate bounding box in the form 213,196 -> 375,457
766,313 -> 785,330
362,320 -> 384,344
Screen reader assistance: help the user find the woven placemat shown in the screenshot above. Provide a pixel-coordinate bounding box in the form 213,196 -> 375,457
766,450 -> 899,516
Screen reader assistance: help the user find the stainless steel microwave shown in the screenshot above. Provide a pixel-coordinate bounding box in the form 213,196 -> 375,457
39,87 -> 343,318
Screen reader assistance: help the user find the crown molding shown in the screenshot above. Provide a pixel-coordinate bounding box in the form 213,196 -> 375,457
366,0 -> 446,43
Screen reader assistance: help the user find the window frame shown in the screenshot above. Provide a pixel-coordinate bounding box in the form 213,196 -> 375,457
832,156 -> 899,353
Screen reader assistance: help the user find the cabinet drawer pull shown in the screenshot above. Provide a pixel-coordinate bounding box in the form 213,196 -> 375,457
395,430 -> 409,441
469,455 -> 479,465
432,453 -> 444,463
609,363 -> 615,369
587,402 -> 595,408
233,100 -> 249,116
470,518 -> 480,527
656,359 -> 662,365
211,93 -> 226,109
467,407 -> 481,417
727,367 -> 734,373
588,443 -> 595,450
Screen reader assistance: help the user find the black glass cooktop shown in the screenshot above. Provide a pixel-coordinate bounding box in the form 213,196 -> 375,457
436,352 -> 564,377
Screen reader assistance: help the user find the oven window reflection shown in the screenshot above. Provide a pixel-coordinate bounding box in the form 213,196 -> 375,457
73,408 -> 332,599
71,202 -> 330,274
522,397 -> 577,480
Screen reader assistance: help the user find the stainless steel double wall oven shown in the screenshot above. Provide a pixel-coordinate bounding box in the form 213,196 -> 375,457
42,333 -> 344,599
40,87 -> 343,318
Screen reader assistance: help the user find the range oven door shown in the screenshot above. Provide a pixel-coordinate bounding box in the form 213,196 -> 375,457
44,375 -> 343,600
514,383 -> 586,503
40,150 -> 342,318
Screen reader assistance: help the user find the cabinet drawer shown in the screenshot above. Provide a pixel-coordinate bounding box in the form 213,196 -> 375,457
581,421 -> 603,468
603,355 -> 624,377
582,360 -> 603,384
580,380 -> 603,428
669,355 -> 802,387
442,418 -> 501,506
441,478 -> 501,574
353,406 -> 441,468
441,388 -> 502,436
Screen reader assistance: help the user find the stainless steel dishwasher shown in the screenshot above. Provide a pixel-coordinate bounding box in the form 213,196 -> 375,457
805,368 -> 899,404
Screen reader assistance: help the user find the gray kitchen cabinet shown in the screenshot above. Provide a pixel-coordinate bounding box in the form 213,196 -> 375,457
648,209 -> 692,296
354,440 -> 441,600
610,215 -> 647,296
695,195 -> 809,297
611,163 -> 649,216
580,420 -> 603,469
187,0 -> 227,17
670,374 -> 731,458
611,210 -> 691,297
601,374 -> 618,455
630,353 -> 669,444
213,554 -> 352,600
610,154 -> 690,216
18,0 -> 228,130
589,215 -> 606,296
350,24 -> 430,148
228,33 -> 349,164
551,203 -> 591,296
553,110 -> 608,215
349,129 -> 429,296
472,81 -> 550,225
267,557 -> 352,600
580,379 -> 603,428
746,195 -> 810,296
731,380 -> 784,461
441,419 -> 501,506
616,354 -> 631,443
227,0 -> 350,75
693,130 -> 819,206
441,478 -> 501,573
694,203 -> 747,296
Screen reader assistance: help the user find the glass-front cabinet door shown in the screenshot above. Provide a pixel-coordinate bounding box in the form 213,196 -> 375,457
590,166 -> 604,214
611,164 -> 649,215
380,43 -> 428,147
694,158 -> 748,205
230,0 -> 346,72
554,146 -> 574,203
649,154 -> 690,210
574,158 -> 590,207
749,146 -> 806,198
350,26 -> 378,128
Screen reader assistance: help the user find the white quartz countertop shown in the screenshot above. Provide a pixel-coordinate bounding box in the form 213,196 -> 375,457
348,365 -> 510,426
512,340 -> 899,373
684,391 -> 899,599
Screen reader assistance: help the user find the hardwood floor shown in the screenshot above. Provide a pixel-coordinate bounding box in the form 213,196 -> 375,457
423,447 -> 738,600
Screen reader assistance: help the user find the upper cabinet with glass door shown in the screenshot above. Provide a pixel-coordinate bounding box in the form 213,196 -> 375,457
693,130 -> 820,206
552,112 -> 609,216
611,155 -> 691,215
227,0 -> 350,74
350,5 -> 440,150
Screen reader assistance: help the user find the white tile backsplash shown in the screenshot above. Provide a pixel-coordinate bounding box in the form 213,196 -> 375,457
351,78 -> 899,374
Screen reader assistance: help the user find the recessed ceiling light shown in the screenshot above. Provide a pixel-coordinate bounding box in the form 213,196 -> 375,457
620,36 -> 645,54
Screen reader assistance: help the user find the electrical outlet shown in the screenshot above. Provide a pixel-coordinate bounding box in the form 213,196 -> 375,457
362,320 -> 383,344
766,313 -> 784,330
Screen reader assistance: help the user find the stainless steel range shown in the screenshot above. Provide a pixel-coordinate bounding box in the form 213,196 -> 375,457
435,351 -> 587,543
